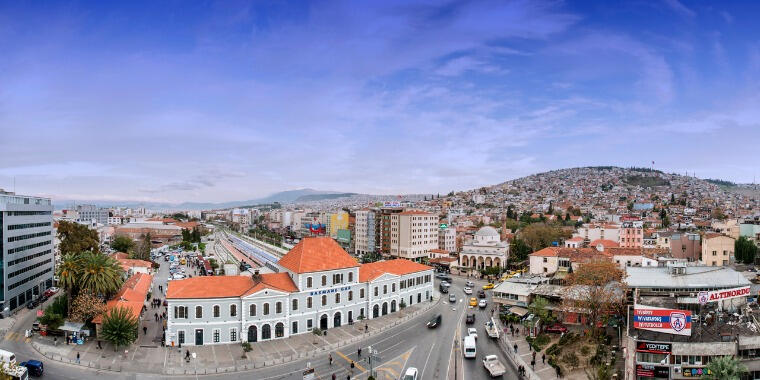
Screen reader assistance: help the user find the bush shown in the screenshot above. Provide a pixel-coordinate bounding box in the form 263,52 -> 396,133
580,345 -> 591,356
547,355 -> 562,376
546,343 -> 561,357
590,345 -> 608,365
241,342 -> 252,352
562,352 -> 579,369
558,332 -> 579,346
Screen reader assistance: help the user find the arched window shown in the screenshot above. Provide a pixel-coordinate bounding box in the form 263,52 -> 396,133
292,299 -> 298,311
321,275 -> 327,286
276,302 -> 282,314
263,303 -> 270,315
307,297 -> 312,308
249,304 -> 256,316
307,277 -> 313,288
230,304 -> 237,317
213,305 -> 220,318
321,295 -> 327,306
360,289 -> 365,298
335,293 -> 341,304
348,272 -> 353,282
195,306 -> 203,319
348,290 -> 353,301
275,322 -> 285,338
262,324 -> 271,340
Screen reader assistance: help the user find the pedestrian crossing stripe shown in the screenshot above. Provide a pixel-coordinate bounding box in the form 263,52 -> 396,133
3,332 -> 30,343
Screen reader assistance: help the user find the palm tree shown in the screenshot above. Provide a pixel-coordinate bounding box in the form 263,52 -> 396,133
78,252 -> 125,297
56,253 -> 82,315
100,306 -> 138,351
704,356 -> 746,380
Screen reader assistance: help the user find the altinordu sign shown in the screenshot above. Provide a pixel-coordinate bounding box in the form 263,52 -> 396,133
702,286 -> 751,303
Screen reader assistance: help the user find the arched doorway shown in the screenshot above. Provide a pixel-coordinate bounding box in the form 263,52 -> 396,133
409,295 -> 413,305
333,312 -> 342,328
382,302 -> 388,316
372,304 -> 379,318
247,325 -> 257,342
417,293 -> 421,303
486,257 -> 493,267
320,314 -> 328,330
261,324 -> 271,340
275,322 -> 284,338
494,258 -> 501,267
348,310 -> 353,324
460,255 -> 468,266
391,300 -> 397,313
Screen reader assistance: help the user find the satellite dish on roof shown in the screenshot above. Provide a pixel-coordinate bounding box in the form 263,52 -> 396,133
597,244 -> 604,252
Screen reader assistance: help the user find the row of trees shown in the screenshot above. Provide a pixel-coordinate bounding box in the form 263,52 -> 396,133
735,236 -> 758,265
110,233 -> 151,260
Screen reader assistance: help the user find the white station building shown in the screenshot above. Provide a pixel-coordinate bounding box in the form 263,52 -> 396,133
166,237 -> 434,346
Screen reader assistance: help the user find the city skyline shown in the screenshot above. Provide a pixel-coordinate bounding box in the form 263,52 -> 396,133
2,0 -> 759,203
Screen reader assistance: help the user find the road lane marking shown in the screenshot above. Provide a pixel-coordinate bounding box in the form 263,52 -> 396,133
335,350 -> 366,372
420,342 -> 435,379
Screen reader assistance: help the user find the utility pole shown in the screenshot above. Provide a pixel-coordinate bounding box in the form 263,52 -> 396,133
366,345 -> 381,378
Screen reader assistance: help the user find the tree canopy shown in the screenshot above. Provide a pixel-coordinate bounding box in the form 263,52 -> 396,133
563,260 -> 625,334
56,252 -> 125,299
57,220 -> 100,256
100,306 -> 139,350
110,235 -> 135,253
703,355 -> 746,380
519,223 -> 571,252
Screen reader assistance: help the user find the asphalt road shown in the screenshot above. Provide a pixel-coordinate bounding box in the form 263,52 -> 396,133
1,266 -> 515,380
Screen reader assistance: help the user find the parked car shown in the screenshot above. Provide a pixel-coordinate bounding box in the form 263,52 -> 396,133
478,290 -> 486,299
427,314 -> 442,328
467,328 -> 478,340
20,360 -> 44,377
478,299 -> 487,308
463,287 -> 473,295
482,283 -> 495,290
466,314 -> 476,324
545,323 -> 568,334
403,367 -> 419,380
469,298 -> 478,307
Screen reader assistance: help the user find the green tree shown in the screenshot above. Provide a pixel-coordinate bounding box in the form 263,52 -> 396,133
69,292 -> 106,323
563,260 -> 625,336
57,220 -> 100,256
191,227 -> 201,242
703,356 -> 746,380
509,238 -> 533,264
110,235 -> 135,253
528,296 -> 552,323
735,236 -> 757,265
134,233 -> 152,260
78,252 -> 125,297
519,223 -> 570,252
181,228 -> 191,242
100,306 -> 139,350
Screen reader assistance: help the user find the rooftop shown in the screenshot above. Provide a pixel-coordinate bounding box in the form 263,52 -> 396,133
625,266 -> 751,290
167,272 -> 298,299
359,259 -> 432,282
278,237 -> 359,274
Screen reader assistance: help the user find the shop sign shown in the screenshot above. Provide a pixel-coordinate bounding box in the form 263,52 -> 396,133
704,286 -> 750,302
636,342 -> 671,354
635,364 -> 669,378
682,367 -> 713,377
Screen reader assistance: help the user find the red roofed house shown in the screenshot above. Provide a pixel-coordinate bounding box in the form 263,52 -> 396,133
93,272 -> 153,337
166,237 -> 434,346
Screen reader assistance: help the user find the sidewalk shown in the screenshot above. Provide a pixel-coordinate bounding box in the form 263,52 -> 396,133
30,295 -> 441,375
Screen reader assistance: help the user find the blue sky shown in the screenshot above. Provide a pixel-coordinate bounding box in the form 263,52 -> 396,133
1,0 -> 759,203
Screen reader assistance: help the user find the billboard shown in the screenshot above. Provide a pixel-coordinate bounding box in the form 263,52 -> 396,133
703,286 -> 750,302
634,305 -> 692,336
383,201 -> 402,208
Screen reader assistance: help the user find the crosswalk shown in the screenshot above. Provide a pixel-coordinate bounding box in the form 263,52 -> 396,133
3,331 -> 31,343
372,348 -> 413,380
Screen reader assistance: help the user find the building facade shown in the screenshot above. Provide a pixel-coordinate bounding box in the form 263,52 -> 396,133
700,233 -> 735,267
76,204 -> 109,225
166,237 -> 434,346
0,190 -> 55,315
459,226 -> 509,270
389,211 -> 439,261
438,226 -> 456,253
354,209 -> 376,256
619,221 -> 643,248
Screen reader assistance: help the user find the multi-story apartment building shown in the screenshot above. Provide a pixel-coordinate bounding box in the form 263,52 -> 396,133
700,233 -> 735,266
389,211 -> 438,261
378,207 -> 403,255
165,237 -> 433,346
572,223 -> 620,243
438,226 -> 456,253
619,221 -> 643,248
76,204 -> 109,225
0,190 -> 55,315
354,209 -> 376,256
670,232 -> 702,262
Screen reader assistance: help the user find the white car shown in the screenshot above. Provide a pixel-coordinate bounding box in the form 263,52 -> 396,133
478,299 -> 487,308
466,281 -> 475,287
463,287 -> 473,295
403,367 -> 418,380
467,328 -> 478,340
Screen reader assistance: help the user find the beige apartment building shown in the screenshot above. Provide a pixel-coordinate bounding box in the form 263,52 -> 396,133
390,211 -> 439,261
701,233 -> 735,266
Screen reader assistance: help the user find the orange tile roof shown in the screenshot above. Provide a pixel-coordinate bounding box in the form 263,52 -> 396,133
243,272 -> 299,295
93,272 -> 152,324
175,221 -> 200,229
117,258 -> 153,269
531,247 -> 559,257
278,237 -> 358,274
112,252 -> 129,260
359,259 -> 432,282
167,276 -> 255,299
590,239 -> 619,248
567,237 -> 584,242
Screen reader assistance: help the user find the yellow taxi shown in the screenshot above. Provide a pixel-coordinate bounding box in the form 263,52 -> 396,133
469,297 -> 478,307
482,283 -> 495,290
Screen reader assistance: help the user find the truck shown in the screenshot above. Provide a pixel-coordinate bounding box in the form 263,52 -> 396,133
482,355 -> 506,377
484,317 -> 500,339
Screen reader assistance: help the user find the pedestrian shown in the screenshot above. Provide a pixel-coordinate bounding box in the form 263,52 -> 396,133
185,350 -> 190,360
556,365 -> 561,378
542,353 -> 546,364
364,324 -> 368,333
143,326 -> 148,335
329,354 -> 333,365
515,328 -> 519,336
531,359 -> 535,370
532,351 -> 536,361
358,348 -> 362,357
513,343 -> 518,353
155,313 -> 159,322
76,352 -> 80,364
332,374 -> 336,380
98,340 -> 102,349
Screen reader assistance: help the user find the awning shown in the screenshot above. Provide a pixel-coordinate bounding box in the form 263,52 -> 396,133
509,306 -> 529,317
59,321 -> 86,333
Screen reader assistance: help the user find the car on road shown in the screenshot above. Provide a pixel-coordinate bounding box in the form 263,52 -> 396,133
478,290 -> 486,299
427,314 -> 442,328
478,299 -> 487,308
467,327 -> 478,340
482,283 -> 495,290
20,360 -> 44,377
469,298 -> 478,307
463,287 -> 473,295
482,355 -> 507,377
403,367 -> 419,380
449,294 -> 457,303
466,314 -> 476,324
545,323 -> 568,334
435,273 -> 449,279
466,281 -> 474,287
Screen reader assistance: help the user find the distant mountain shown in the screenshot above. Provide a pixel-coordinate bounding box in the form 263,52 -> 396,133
52,188 -> 356,211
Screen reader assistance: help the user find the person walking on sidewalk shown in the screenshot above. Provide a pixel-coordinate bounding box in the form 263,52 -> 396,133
357,348 -> 362,357
329,354 -> 333,365
542,352 -> 546,364
513,343 -> 518,353
76,352 -> 80,364
143,326 -> 148,335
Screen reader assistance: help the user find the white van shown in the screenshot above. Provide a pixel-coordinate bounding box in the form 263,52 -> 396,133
0,349 -> 16,364
463,335 -> 476,359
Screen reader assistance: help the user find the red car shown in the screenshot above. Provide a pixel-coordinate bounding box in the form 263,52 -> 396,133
545,324 -> 568,334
